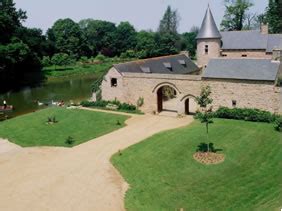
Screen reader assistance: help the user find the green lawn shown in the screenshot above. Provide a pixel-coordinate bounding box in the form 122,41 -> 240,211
43,62 -> 113,80
112,119 -> 282,210
0,108 -> 129,147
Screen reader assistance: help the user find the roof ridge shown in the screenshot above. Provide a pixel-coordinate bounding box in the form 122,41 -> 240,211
113,54 -> 185,66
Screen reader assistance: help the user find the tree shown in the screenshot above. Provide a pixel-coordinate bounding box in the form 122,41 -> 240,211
47,19 -> 85,58
115,22 -> 137,55
158,6 -> 179,34
181,27 -> 199,58
221,0 -> 254,31
195,86 -> 213,108
265,0 -> 282,33
135,30 -> 157,58
195,86 -> 214,152
154,32 -> 179,56
79,19 -> 117,57
0,0 -> 27,44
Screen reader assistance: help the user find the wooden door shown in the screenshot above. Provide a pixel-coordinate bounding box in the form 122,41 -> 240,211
157,88 -> 163,113
185,99 -> 189,115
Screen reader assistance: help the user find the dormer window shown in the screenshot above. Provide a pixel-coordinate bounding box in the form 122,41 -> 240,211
140,66 -> 151,73
163,62 -> 172,71
205,45 -> 209,54
178,60 -> 186,67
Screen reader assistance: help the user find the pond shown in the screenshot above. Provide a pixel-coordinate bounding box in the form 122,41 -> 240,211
0,76 -> 95,119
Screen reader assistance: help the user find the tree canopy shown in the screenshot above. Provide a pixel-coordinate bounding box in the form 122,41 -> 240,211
265,0 -> 282,33
221,0 -> 254,31
158,6 -> 179,34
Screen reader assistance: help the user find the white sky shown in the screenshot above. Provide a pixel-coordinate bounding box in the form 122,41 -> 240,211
14,0 -> 268,33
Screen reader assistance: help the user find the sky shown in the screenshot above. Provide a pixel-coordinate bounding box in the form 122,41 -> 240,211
14,0 -> 268,33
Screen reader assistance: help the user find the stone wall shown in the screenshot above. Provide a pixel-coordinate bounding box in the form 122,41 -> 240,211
101,67 -> 125,101
203,79 -> 281,113
221,50 -> 272,59
101,69 -> 281,114
197,38 -> 221,67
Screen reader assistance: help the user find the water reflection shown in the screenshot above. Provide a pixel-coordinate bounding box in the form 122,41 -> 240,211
0,77 -> 95,118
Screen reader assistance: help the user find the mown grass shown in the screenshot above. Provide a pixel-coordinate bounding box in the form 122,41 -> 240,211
0,107 -> 129,147
43,62 -> 113,80
112,119 -> 282,210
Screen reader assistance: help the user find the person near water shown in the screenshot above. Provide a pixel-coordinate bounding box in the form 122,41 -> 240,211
3,100 -> 7,109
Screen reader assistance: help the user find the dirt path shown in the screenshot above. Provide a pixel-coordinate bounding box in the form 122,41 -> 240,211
0,113 -> 193,211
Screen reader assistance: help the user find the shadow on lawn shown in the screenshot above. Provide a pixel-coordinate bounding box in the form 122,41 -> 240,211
197,143 -> 223,153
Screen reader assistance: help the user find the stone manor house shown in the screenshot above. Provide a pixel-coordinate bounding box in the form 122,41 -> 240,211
101,6 -> 282,115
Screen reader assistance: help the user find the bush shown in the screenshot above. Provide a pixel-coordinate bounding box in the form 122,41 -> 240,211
120,50 -> 137,59
274,117 -> 282,132
214,107 -> 279,123
95,53 -> 107,62
65,136 -> 75,145
41,56 -> 51,67
80,100 -> 138,113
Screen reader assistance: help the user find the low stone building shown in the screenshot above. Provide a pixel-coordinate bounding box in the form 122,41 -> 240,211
100,6 -> 282,115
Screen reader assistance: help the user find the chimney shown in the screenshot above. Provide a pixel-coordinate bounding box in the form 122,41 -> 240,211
180,51 -> 190,58
260,23 -> 269,35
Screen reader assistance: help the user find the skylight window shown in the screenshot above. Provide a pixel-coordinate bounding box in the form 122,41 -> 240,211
163,62 -> 172,71
140,66 -> 151,73
178,60 -> 186,67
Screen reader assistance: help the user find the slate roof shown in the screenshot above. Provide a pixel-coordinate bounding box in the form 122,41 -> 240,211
267,34 -> 282,52
113,54 -> 199,75
203,58 -> 280,81
197,6 -> 221,39
221,30 -> 282,52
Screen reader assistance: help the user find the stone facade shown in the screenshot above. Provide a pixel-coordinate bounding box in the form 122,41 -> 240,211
221,50 -> 272,59
101,68 -> 281,114
197,38 -> 221,67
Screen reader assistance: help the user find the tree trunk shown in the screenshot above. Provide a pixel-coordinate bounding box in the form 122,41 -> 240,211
206,122 -> 209,152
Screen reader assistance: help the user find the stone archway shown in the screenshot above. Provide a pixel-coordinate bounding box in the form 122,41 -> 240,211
181,95 -> 198,115
155,84 -> 179,113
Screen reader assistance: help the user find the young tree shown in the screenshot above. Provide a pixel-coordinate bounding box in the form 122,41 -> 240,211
158,6 -> 180,34
221,0 -> 254,31
265,0 -> 282,33
195,86 -> 214,152
195,86 -> 213,108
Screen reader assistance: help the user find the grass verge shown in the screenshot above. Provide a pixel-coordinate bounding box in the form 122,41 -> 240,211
112,119 -> 282,210
0,107 -> 129,147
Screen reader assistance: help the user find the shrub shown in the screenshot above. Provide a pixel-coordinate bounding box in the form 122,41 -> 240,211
120,50 -> 137,59
137,97 -> 144,108
274,117 -> 282,132
65,136 -> 75,145
95,53 -> 107,62
214,107 -> 279,123
41,56 -> 51,67
80,100 -> 138,113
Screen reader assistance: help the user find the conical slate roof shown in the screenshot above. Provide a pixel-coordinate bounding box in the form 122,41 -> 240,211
196,6 -> 221,39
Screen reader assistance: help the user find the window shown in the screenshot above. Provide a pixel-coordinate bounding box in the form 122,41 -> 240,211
111,78 -> 117,87
232,100 -> 237,107
205,45 -> 209,54
222,54 -> 227,57
242,54 -> 247,57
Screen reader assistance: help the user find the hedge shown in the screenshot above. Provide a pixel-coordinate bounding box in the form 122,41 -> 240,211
214,107 -> 280,123
80,100 -> 141,113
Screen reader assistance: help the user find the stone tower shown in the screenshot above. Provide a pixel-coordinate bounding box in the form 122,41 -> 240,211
196,6 -> 222,67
